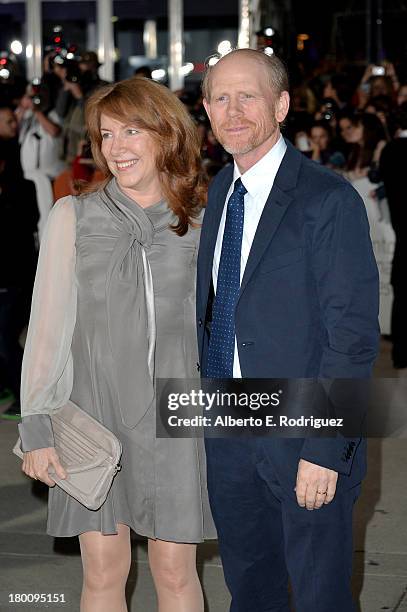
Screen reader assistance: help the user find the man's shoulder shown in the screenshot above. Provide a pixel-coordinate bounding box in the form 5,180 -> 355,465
291,155 -> 364,219
298,155 -> 349,193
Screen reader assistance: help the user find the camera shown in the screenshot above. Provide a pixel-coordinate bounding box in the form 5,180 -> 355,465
0,54 -> 14,81
29,78 -> 50,113
372,65 -> 385,76
65,62 -> 81,84
52,53 -> 81,84
320,98 -> 337,122
323,109 -> 334,122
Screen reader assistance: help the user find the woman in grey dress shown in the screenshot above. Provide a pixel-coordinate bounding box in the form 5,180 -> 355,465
19,77 -> 216,612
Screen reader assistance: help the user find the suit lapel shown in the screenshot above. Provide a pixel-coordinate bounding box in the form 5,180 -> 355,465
239,185 -> 293,298
198,165 -> 233,309
238,140 -> 302,300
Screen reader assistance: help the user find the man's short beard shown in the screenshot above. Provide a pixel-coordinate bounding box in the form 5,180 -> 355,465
215,129 -> 258,156
222,142 -> 254,155
213,118 -> 279,157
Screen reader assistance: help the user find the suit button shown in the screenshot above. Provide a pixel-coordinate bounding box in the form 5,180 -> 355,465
197,362 -> 200,372
242,342 -> 246,347
198,319 -> 203,327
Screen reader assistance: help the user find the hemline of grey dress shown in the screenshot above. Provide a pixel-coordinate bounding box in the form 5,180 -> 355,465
18,178 -> 216,542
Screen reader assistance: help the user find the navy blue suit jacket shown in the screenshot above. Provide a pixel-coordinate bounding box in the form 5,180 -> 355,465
196,140 -> 380,490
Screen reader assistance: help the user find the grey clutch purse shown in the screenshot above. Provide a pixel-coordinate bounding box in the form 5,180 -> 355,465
13,400 -> 122,511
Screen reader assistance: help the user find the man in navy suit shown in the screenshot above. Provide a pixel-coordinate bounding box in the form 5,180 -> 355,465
197,49 -> 379,611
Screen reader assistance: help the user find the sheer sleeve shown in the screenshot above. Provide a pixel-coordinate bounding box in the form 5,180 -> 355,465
18,196 -> 77,451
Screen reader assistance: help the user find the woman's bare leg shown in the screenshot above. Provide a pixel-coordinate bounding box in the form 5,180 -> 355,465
79,523 -> 131,612
148,539 -> 204,612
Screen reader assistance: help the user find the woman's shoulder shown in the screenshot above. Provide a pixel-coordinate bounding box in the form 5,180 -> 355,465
42,195 -> 77,244
50,190 -> 103,229
62,189 -> 105,220
51,195 -> 76,222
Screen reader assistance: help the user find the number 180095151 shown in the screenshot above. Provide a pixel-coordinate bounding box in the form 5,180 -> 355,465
8,593 -> 66,604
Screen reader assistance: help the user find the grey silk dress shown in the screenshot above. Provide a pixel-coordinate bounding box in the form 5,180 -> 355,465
18,178 -> 216,542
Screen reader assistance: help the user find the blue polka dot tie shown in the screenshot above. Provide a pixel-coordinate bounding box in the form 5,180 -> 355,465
206,177 -> 247,378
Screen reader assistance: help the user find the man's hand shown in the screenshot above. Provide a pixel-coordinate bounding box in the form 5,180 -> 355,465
22,448 -> 67,487
295,459 -> 338,510
64,81 -> 83,100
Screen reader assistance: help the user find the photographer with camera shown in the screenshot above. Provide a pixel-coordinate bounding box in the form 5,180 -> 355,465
52,56 -> 87,164
78,50 -> 108,95
357,61 -> 400,108
15,82 -> 65,240
16,81 -> 66,180
53,52 -> 107,166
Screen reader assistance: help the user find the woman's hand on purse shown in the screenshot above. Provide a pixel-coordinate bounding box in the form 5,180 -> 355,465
22,448 -> 67,487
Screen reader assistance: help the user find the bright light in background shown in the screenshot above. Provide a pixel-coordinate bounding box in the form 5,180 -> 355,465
238,0 -> 250,48
25,44 -> 33,59
208,56 -> 220,67
152,68 -> 166,81
297,33 -> 309,52
180,62 -> 194,76
0,69 -> 10,79
66,52 -> 74,60
217,40 -> 232,56
264,47 -> 274,56
264,27 -> 274,36
10,40 -> 23,55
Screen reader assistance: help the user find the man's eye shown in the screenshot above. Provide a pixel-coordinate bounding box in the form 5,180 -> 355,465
101,132 -> 111,139
126,128 -> 139,135
242,93 -> 254,99
216,96 -> 227,102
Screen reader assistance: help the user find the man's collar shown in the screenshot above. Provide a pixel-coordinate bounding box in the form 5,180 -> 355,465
232,135 -> 287,197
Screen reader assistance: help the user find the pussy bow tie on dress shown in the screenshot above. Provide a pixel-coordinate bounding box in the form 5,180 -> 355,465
101,179 -> 169,429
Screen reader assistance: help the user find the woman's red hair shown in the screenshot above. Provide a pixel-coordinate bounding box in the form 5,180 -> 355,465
85,77 -> 207,235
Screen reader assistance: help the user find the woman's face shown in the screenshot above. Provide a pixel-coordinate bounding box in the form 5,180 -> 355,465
370,77 -> 388,98
100,113 -> 162,201
346,122 -> 363,144
310,126 -> 329,150
339,118 -> 355,143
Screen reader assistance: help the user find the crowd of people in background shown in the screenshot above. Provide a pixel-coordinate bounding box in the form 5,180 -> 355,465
1,49 -> 407,418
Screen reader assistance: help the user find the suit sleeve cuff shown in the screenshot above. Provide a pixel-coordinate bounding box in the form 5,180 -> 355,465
18,415 -> 55,451
300,436 -> 359,476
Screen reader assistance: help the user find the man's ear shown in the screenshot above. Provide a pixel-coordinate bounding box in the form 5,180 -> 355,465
203,98 -> 211,121
275,91 -> 290,123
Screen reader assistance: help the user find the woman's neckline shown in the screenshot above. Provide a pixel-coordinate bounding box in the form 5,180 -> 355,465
116,180 -> 165,211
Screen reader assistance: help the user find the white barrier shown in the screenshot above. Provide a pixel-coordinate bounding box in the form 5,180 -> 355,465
351,177 -> 395,335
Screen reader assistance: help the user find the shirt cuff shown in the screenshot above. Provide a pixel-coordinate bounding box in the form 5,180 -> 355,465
18,415 -> 55,451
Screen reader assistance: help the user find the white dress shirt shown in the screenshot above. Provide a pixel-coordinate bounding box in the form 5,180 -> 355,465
212,135 -> 287,377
